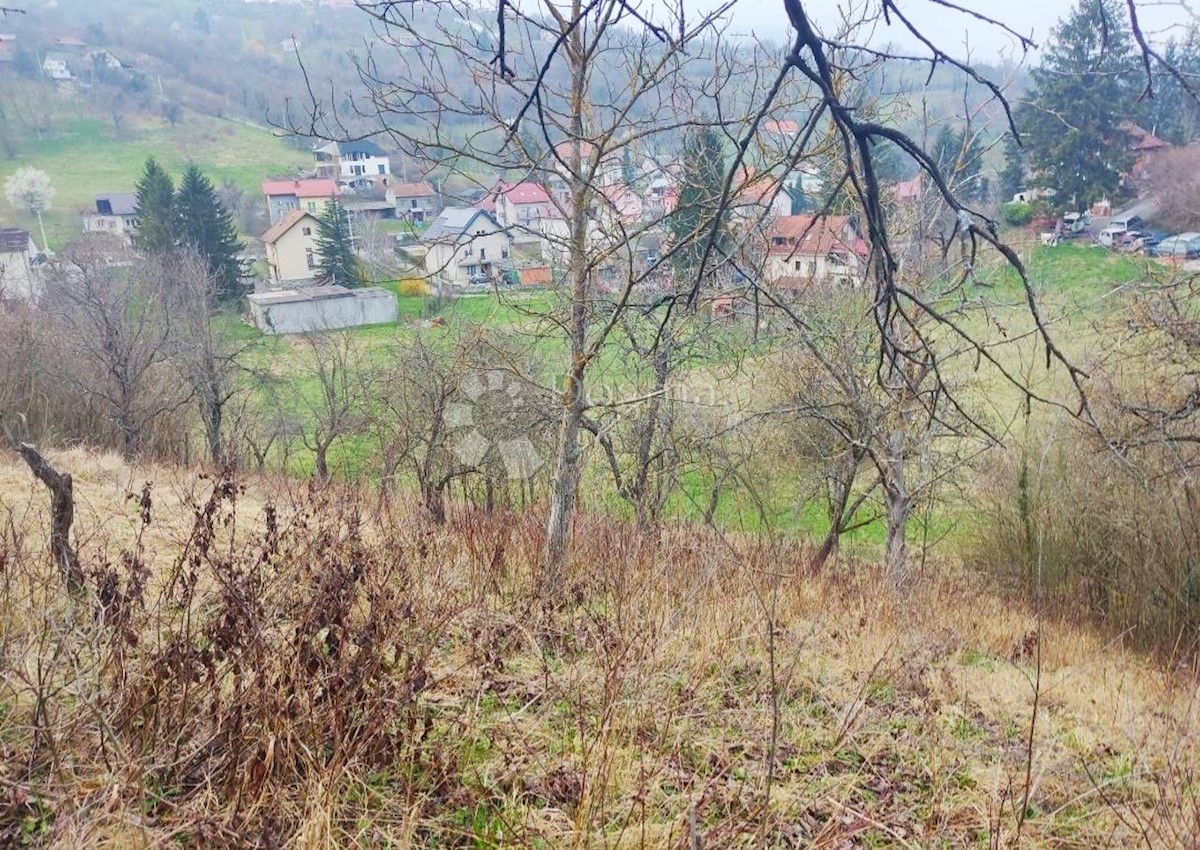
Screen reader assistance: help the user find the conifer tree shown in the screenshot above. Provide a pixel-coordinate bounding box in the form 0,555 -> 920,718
1018,0 -> 1137,208
175,164 -> 246,303
669,125 -> 726,275
999,133 -> 1025,202
314,199 -> 359,287
134,157 -> 176,255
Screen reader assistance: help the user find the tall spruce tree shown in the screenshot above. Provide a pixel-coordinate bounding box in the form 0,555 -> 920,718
669,124 -> 726,275
175,164 -> 245,303
134,157 -> 176,255
314,199 -> 359,287
1018,0 -> 1137,208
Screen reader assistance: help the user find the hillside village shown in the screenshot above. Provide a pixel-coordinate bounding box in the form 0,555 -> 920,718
3,1 -> 1200,847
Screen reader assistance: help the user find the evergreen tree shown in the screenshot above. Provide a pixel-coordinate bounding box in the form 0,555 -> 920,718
134,157 -> 176,255
999,133 -> 1025,202
315,199 -> 359,287
621,146 -> 636,186
175,164 -> 246,302
669,125 -> 726,274
1017,0 -> 1137,208
1141,27 -> 1200,145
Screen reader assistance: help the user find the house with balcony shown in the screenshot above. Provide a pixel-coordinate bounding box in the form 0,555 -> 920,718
262,179 -> 339,224
478,180 -> 555,240
314,140 -> 391,185
82,193 -> 139,241
763,214 -> 868,292
422,207 -> 512,287
392,181 -> 439,224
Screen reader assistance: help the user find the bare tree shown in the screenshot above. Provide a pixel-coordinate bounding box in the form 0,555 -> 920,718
293,330 -> 371,481
45,240 -> 188,458
159,248 -> 255,468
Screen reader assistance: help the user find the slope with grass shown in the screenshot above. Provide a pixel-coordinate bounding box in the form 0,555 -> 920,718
0,448 -> 1195,847
0,105 -> 310,249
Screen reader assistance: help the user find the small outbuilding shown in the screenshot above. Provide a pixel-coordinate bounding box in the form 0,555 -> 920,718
245,285 -> 397,335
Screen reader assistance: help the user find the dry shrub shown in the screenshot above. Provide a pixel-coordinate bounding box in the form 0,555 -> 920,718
966,415 -> 1200,659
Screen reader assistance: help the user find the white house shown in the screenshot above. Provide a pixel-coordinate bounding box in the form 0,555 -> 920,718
262,209 -> 322,285
479,180 -> 555,235
423,207 -> 512,287
0,228 -> 40,300
82,193 -> 139,241
42,52 -> 72,80
763,214 -> 868,292
314,140 -> 391,183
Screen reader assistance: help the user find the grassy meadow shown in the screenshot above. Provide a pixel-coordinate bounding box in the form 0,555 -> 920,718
1,103 -> 310,249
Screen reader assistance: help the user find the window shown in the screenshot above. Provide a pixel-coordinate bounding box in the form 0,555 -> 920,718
479,247 -> 486,261
410,199 -> 418,208
465,244 -> 474,256
466,265 -> 477,275
352,165 -> 364,176
378,164 -> 386,175
501,247 -> 509,259
302,226 -> 312,236
305,248 -> 316,270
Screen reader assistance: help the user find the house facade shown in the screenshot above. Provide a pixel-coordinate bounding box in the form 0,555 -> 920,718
0,228 -> 39,300
392,181 -> 439,224
763,214 -> 867,291
423,207 -> 512,287
262,179 -> 339,224
82,193 -> 139,241
42,53 -> 72,80
262,210 -> 322,285
314,140 -> 391,183
479,180 -> 556,241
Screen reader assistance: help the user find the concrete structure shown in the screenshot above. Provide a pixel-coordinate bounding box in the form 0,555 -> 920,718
764,214 -> 867,291
262,179 -> 338,224
246,285 -> 397,334
262,210 -> 321,285
0,228 -> 39,300
82,193 -> 139,241
423,207 -> 512,287
314,140 -> 391,183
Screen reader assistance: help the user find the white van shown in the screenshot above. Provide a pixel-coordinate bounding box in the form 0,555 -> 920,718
1099,214 -> 1144,247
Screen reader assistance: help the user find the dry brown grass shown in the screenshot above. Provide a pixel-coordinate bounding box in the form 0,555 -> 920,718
0,449 -> 1197,848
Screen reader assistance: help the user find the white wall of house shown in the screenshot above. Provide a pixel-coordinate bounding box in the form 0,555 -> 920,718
765,250 -> 862,287
424,219 -> 513,286
0,249 -> 38,300
266,215 -> 321,284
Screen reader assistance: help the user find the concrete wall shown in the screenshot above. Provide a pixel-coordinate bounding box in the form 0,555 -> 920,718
248,288 -> 397,335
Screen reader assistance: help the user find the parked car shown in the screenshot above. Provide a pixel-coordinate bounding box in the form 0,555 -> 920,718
1148,232 -> 1200,258
1062,211 -> 1090,235
1098,214 -> 1146,248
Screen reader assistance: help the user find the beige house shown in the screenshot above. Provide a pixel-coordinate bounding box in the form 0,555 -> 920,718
262,210 -> 321,285
423,207 -> 512,287
763,214 -> 867,292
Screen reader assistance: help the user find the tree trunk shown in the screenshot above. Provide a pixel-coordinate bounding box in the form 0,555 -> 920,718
15,443 -> 84,592
541,47 -> 588,600
882,429 -> 910,587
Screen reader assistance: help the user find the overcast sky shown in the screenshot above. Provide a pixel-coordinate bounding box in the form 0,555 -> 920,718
703,0 -> 1197,59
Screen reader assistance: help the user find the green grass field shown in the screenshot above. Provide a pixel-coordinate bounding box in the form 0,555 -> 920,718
1,106 -> 310,249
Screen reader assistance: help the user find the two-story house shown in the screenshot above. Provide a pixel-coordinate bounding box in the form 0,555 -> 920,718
82,193 -> 140,241
314,140 -> 391,184
262,210 -> 322,285
262,179 -> 339,224
763,214 -> 867,291
392,181 -> 439,224
423,207 -> 512,287
478,180 -> 555,239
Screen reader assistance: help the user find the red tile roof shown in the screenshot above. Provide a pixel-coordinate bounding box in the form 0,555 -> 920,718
392,181 -> 436,198
763,119 -> 801,135
262,178 -> 339,199
261,209 -> 318,244
481,180 -> 552,209
767,214 -> 864,257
